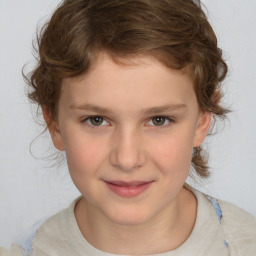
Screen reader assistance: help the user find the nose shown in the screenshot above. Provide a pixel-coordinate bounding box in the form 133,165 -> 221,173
109,128 -> 146,172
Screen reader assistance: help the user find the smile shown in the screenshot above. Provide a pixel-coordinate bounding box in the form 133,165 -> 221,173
104,180 -> 154,198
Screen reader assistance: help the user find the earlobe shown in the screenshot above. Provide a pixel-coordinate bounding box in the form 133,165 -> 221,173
48,122 -> 65,151
193,112 -> 212,147
42,106 -> 65,151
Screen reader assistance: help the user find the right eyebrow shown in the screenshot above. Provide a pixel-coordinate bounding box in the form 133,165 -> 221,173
69,103 -> 115,115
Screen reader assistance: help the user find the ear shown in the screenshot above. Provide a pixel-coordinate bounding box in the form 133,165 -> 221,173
42,106 -> 65,151
193,111 -> 212,147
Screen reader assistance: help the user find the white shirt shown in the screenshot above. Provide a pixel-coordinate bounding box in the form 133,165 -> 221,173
31,188 -> 256,256
1,188 -> 256,255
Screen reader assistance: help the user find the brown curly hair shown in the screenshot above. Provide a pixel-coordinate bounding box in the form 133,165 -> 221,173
25,0 -> 229,178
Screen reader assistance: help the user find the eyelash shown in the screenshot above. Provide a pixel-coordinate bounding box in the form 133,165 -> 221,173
146,116 -> 174,127
81,116 -> 110,130
81,115 -> 175,130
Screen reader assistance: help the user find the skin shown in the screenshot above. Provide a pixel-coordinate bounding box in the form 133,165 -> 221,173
46,53 -> 211,255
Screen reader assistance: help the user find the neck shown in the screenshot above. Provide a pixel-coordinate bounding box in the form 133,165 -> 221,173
75,187 -> 197,255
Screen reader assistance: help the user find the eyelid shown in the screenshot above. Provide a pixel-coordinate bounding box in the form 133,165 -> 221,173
81,115 -> 110,127
146,116 -> 175,127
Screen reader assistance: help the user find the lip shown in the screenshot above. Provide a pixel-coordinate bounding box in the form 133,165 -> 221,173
104,180 -> 154,198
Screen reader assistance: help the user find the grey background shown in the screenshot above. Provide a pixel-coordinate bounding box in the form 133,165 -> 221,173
0,0 -> 255,247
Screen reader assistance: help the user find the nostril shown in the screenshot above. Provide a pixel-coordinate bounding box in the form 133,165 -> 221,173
109,147 -> 146,171
109,130 -> 146,171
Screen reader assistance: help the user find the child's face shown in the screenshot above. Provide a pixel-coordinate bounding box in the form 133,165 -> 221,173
48,53 -> 211,225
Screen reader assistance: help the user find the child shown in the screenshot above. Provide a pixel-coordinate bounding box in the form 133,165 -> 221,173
19,0 -> 256,255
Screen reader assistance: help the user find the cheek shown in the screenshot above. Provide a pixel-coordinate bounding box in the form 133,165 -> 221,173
62,131 -> 106,177
148,128 -> 194,174
63,135 -> 108,196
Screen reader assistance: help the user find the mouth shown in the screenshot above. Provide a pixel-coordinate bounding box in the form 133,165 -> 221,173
103,180 -> 154,198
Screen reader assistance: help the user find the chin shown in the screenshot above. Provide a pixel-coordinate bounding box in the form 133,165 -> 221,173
105,207 -> 152,226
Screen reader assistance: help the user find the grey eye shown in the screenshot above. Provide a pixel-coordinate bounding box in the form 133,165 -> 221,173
89,116 -> 104,126
151,117 -> 166,126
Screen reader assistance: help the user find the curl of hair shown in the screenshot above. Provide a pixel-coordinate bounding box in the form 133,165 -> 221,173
24,0 -> 229,178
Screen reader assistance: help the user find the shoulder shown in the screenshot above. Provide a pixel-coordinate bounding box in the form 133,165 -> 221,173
34,208 -> 66,240
217,199 -> 256,253
190,187 -> 256,253
198,187 -> 256,254
32,197 -> 81,256
0,245 -> 25,256
218,198 -> 256,236
31,209 -> 66,255
191,187 -> 256,234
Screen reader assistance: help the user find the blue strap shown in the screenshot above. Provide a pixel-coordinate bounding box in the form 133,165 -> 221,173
21,228 -> 38,254
208,197 -> 223,223
206,195 -> 229,248
17,219 -> 45,255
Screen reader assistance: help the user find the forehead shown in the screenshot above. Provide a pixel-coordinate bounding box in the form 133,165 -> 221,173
60,53 -> 197,112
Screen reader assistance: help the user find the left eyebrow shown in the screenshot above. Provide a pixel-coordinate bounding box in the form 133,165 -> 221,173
140,104 -> 187,115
